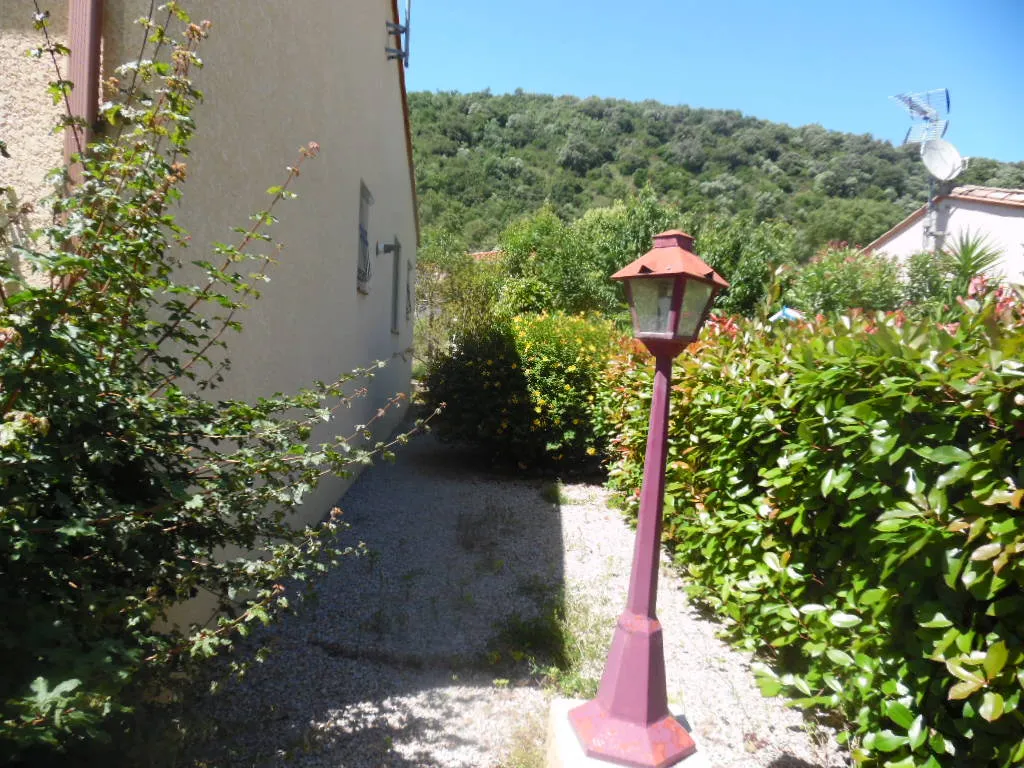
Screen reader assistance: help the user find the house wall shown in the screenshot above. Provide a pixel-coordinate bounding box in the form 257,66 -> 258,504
2,1 -> 417,625
873,201 -> 1024,284
940,201 -> 1024,283
105,0 -> 417,524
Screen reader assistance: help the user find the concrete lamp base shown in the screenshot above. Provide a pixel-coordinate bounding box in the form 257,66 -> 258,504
547,699 -> 710,768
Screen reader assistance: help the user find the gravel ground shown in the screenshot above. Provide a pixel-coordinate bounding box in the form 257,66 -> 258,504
186,432 -> 849,768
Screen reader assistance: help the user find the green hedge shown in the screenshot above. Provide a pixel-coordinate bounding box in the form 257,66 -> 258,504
599,299 -> 1024,767
423,313 -> 622,467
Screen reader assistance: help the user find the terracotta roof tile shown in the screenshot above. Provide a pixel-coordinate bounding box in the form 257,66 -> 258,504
948,185 -> 1024,208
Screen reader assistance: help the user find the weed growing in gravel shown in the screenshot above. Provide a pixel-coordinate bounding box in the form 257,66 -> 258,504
490,590 -> 607,700
500,708 -> 548,768
539,480 -> 569,505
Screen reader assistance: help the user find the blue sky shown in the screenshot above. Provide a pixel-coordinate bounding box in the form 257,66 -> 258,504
406,0 -> 1024,163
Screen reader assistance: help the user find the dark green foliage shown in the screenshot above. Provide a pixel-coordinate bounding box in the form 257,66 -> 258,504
496,190 -> 678,317
681,215 -> 797,317
422,313 -> 622,468
0,8 -> 422,758
782,247 -> 905,315
410,90 -> 1022,253
599,293 -> 1024,767
414,226 -> 503,362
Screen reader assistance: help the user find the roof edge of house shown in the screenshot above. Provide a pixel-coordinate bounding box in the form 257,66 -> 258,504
391,0 -> 419,248
946,189 -> 1024,211
862,203 -> 929,254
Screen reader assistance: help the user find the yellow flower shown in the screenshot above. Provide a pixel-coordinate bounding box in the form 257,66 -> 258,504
587,447 -> 597,456
533,418 -> 541,426
535,406 -> 542,413
566,365 -> 577,372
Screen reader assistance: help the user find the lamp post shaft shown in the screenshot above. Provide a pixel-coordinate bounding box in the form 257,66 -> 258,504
626,351 -> 673,618
569,349 -> 696,768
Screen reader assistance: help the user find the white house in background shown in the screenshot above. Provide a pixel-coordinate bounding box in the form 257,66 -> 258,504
865,186 -> 1024,284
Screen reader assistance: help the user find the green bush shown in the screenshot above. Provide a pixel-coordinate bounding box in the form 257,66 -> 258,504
599,296 -> 1024,767
414,226 -> 502,363
423,313 -> 622,467
903,234 -> 1003,318
783,246 -> 904,315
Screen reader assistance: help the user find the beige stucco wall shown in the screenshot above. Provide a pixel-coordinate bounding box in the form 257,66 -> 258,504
107,0 -> 418,523
875,200 -> 1024,284
0,0 -> 68,283
2,1 -> 417,624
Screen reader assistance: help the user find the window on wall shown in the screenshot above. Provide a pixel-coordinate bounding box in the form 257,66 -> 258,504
390,238 -> 402,334
357,182 -> 374,294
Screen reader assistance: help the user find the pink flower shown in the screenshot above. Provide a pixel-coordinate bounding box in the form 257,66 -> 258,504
968,275 -> 988,298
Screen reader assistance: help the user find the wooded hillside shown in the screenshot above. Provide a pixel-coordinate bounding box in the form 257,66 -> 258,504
409,90 -> 1024,253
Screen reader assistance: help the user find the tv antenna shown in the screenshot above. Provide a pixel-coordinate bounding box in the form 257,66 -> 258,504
891,88 -> 969,251
891,88 -> 950,145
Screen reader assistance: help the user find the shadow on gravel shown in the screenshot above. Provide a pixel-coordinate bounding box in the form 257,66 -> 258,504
178,430 -> 567,767
768,757 -> 835,768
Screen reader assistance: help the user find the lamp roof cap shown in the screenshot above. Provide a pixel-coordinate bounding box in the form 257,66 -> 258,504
611,230 -> 729,289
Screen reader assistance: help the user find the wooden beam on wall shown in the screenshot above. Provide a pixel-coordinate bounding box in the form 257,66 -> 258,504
64,0 -> 103,179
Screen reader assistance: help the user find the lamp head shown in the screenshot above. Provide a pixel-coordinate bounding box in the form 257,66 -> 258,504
613,230 -> 728,356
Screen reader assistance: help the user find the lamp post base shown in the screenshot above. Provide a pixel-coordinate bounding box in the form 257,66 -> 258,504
569,613 -> 696,767
567,698 -> 696,768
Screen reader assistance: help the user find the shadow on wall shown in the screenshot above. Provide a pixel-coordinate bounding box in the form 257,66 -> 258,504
161,428 -> 568,767
1,189 -> 34,283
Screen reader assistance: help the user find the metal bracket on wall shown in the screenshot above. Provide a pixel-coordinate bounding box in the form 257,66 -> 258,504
385,0 -> 411,67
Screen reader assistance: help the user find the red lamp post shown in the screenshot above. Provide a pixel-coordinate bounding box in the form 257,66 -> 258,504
569,231 -> 728,767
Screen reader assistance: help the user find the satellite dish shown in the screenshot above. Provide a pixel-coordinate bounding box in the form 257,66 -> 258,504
920,138 -> 965,181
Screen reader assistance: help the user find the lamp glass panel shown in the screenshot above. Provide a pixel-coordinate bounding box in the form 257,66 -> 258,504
678,279 -> 714,337
631,278 -> 675,334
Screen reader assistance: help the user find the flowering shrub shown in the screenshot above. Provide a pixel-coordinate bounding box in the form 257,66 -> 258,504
599,294 -> 1024,767
423,313 -> 622,467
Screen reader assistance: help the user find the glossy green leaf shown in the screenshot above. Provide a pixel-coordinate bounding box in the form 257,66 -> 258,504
829,611 -> 862,628
871,729 -> 910,752
907,714 -> 926,750
983,640 -> 1008,679
948,679 -> 984,700
825,648 -> 855,667
979,691 -> 1004,722
970,542 -> 1002,561
922,445 -> 971,464
885,700 -> 914,729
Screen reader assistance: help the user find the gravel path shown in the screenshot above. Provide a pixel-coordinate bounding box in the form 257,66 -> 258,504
186,431 -> 848,768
